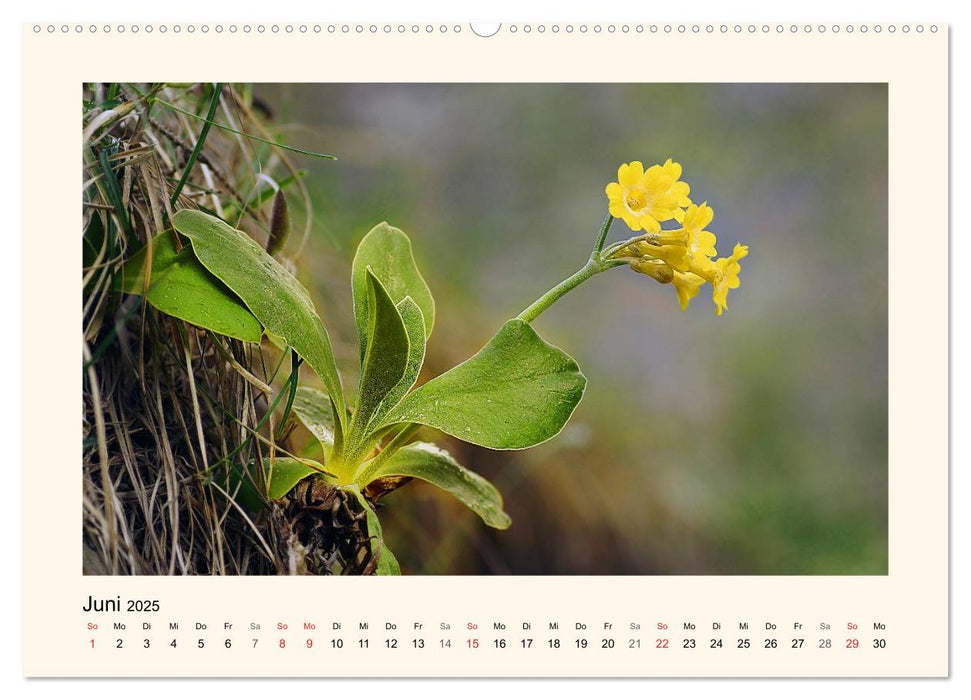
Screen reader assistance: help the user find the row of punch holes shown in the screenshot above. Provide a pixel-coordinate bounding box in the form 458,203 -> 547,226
33,23 -> 939,36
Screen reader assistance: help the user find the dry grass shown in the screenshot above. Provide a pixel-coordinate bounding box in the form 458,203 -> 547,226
82,83 -> 368,575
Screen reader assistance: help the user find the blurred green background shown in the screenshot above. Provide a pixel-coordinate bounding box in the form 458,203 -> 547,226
258,83 -> 888,575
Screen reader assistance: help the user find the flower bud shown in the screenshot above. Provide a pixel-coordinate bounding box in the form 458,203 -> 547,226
630,259 -> 674,284
267,189 -> 290,255
611,241 -> 650,259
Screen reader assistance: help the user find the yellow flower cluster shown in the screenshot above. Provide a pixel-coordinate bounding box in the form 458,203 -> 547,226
605,160 -> 749,315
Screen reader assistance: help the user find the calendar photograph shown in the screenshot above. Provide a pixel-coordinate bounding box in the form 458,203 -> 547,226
82,81 -> 889,577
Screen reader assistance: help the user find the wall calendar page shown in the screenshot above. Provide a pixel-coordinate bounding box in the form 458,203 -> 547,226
19,17 -> 949,683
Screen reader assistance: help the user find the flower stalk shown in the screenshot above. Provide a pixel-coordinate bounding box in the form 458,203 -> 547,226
516,256 -> 603,324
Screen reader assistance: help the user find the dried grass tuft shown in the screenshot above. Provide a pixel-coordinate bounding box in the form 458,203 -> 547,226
82,83 -> 365,575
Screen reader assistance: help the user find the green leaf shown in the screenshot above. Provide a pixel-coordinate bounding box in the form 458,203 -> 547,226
115,233 -> 263,342
84,214 -> 111,299
349,270 -> 410,441
83,213 -> 107,270
223,463 -> 262,513
157,98 -> 337,160
380,319 -> 586,449
264,330 -> 288,352
348,487 -> 401,576
352,223 -> 435,361
225,457 -> 326,512
292,386 -> 345,464
366,442 -> 511,529
172,209 -> 346,427
264,458 -> 325,500
292,386 -> 337,453
96,142 -> 130,234
367,297 -> 426,432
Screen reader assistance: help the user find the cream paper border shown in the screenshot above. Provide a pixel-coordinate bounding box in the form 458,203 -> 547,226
22,23 -> 948,677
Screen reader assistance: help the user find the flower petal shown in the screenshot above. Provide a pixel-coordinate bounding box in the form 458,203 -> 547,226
618,161 -> 644,188
684,202 -> 714,232
648,205 -> 677,223
638,214 -> 661,233
619,211 -> 643,232
608,202 -> 627,219
669,181 -> 691,206
672,271 -> 705,311
661,158 -> 683,181
693,230 -> 718,258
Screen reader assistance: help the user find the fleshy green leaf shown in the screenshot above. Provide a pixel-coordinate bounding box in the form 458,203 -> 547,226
352,222 -> 435,361
365,442 -> 511,529
348,487 -> 400,576
292,386 -> 336,458
293,386 -> 338,463
367,297 -> 426,432
114,233 -> 263,342
349,270 -> 410,441
379,319 -> 586,449
172,209 -> 346,426
225,457 -> 326,512
114,233 -> 263,343
264,330 -> 288,352
264,458 -> 325,500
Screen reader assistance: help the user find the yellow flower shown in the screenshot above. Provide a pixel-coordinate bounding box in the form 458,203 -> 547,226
604,165 -> 745,315
621,240 -> 692,273
682,202 -> 717,259
605,159 -> 692,233
672,271 -> 706,311
661,159 -> 692,223
645,243 -> 692,273
630,258 -> 674,284
708,243 -> 749,316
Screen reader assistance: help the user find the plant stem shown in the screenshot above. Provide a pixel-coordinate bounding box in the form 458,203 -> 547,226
352,423 -> 421,486
515,215 -> 619,324
593,214 -> 614,254
516,257 -> 602,324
